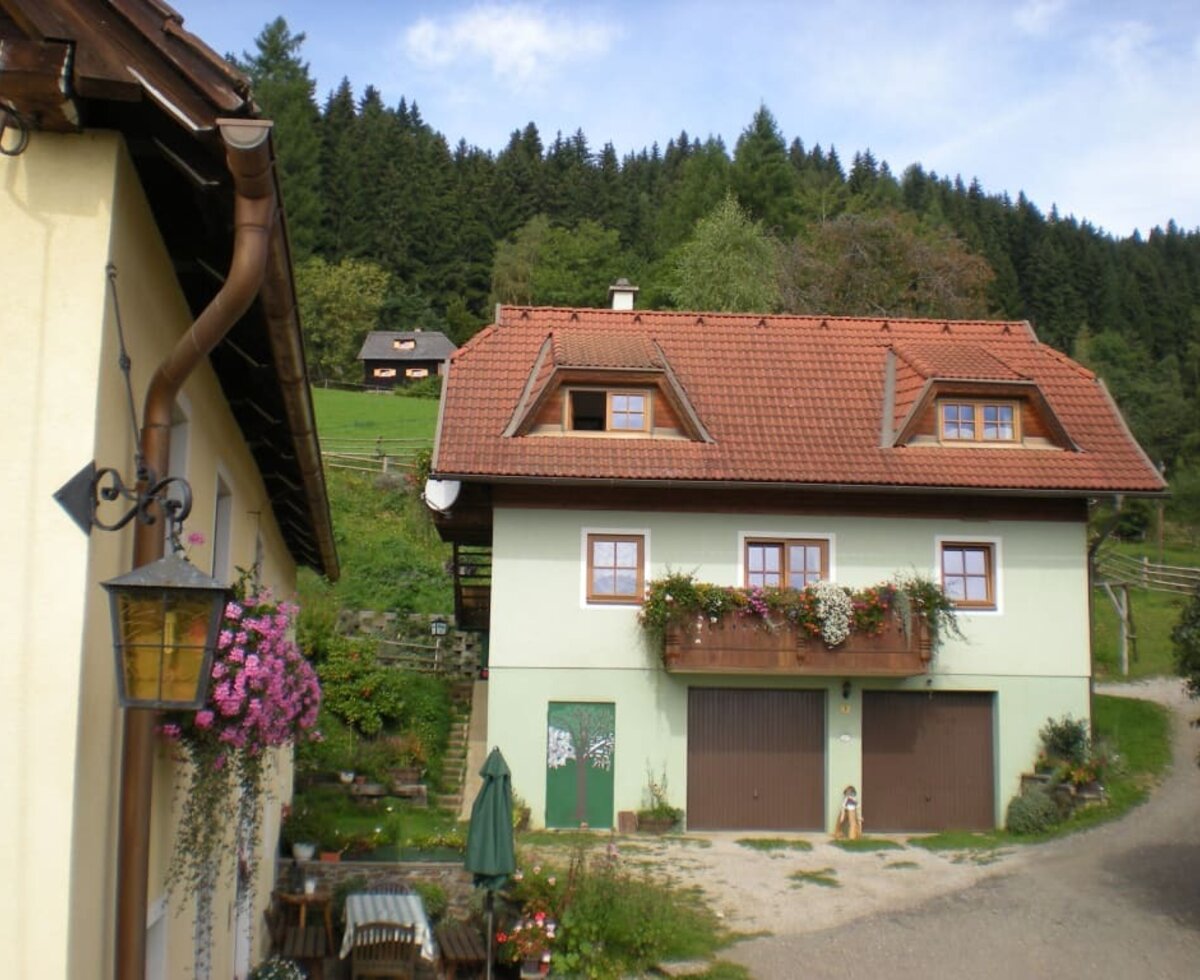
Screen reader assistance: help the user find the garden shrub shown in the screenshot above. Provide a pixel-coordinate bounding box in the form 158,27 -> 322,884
317,636 -> 405,736
1006,788 -> 1060,835
413,880 -> 449,923
1039,715 -> 1090,768
393,375 -> 443,399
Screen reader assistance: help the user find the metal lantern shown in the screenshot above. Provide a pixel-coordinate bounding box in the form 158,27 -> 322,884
102,553 -> 228,710
430,617 -> 450,638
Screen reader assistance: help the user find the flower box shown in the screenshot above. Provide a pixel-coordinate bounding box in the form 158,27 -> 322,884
663,610 -> 931,676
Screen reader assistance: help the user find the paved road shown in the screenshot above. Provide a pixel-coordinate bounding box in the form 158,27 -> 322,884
726,679 -> 1200,979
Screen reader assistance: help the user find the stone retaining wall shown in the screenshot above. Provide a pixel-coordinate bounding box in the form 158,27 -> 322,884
277,858 -> 477,917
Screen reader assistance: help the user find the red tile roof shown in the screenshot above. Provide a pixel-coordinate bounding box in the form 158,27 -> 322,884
434,307 -> 1166,494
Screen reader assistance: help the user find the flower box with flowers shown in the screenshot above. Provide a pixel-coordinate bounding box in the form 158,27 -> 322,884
643,574 -> 955,677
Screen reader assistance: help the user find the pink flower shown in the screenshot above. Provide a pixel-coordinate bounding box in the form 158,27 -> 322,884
195,710 -> 214,729
186,531 -> 206,547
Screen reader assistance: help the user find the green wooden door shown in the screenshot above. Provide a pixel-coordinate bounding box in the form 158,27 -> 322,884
545,701 -> 615,829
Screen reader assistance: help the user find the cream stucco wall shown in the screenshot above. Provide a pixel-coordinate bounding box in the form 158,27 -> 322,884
1,131 -> 301,979
486,506 -> 1092,831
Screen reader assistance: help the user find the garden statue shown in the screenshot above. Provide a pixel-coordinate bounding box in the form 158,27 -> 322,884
837,785 -> 862,840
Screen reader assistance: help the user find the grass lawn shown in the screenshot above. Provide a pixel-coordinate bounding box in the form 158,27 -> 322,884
830,837 -> 905,852
311,386 -> 439,444
735,837 -> 813,852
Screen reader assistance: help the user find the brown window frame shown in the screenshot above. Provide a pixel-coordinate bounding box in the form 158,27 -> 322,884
940,542 -> 996,609
938,399 -> 1019,443
586,533 -> 645,604
567,387 -> 651,433
744,538 -> 829,589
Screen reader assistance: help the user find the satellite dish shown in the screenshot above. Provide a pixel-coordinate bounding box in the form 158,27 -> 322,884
423,479 -> 461,513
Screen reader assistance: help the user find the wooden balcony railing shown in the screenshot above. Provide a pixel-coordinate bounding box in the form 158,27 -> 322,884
662,610 -> 931,676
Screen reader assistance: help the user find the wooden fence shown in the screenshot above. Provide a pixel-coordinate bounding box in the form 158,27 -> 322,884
321,436 -> 430,476
373,635 -> 477,675
1094,549 -> 1200,595
1092,548 -> 1200,676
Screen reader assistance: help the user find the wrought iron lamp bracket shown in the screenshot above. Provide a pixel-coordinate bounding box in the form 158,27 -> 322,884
91,464 -> 193,552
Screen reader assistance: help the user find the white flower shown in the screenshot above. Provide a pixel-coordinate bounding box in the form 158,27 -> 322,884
812,581 -> 853,646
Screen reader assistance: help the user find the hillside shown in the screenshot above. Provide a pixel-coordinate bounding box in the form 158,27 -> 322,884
300,388 -> 449,616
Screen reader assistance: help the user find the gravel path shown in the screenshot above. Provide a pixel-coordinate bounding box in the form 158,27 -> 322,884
718,677 -> 1200,979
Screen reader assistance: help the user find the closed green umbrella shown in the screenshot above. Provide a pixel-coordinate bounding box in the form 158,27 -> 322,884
465,747 -> 517,978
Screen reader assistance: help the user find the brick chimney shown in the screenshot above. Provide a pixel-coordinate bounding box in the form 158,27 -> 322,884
607,278 -> 639,311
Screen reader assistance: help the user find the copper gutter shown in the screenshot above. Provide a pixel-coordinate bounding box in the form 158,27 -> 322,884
115,117 -> 275,980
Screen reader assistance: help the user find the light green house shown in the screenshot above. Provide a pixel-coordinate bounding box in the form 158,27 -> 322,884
429,301 -> 1164,832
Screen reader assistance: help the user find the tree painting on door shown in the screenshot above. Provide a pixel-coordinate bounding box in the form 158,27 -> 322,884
546,702 -> 615,829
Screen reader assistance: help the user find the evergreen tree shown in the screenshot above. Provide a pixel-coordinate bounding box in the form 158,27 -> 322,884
318,77 -> 357,258
235,18 -> 323,258
730,105 -> 798,235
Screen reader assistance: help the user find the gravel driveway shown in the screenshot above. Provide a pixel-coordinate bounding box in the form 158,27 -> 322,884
716,677 -> 1200,979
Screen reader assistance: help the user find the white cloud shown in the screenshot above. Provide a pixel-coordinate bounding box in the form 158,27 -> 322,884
1014,0 -> 1069,36
402,3 -> 617,89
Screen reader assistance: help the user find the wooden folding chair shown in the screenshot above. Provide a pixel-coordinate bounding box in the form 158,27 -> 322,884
351,920 -> 418,980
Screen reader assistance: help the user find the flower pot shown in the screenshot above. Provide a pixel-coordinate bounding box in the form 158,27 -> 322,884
339,770 -> 355,784
318,850 -> 341,863
291,842 -> 316,862
520,958 -> 549,978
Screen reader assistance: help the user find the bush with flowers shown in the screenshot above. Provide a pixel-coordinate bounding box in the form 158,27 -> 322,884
157,567 -> 321,975
496,864 -> 562,970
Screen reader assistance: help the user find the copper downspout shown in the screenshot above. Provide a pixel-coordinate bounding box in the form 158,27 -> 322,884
115,118 -> 276,980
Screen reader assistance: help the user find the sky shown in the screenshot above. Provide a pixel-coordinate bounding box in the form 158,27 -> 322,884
181,0 -> 1200,239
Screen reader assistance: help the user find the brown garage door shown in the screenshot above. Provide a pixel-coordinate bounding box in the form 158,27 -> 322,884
687,688 -> 825,830
862,691 -> 995,831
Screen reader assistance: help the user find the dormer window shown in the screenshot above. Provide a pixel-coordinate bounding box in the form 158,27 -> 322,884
939,400 -> 1018,443
393,338 -> 416,351
569,388 -> 650,433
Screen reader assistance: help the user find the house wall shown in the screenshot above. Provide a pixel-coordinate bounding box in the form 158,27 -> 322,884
485,505 -> 1091,831
0,131 -> 299,979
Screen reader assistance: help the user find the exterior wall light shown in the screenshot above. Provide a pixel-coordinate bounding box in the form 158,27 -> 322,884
102,552 -> 227,710
430,616 -> 450,637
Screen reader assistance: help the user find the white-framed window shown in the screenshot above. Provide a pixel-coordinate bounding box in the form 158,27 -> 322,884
580,527 -> 650,607
935,535 -> 1003,613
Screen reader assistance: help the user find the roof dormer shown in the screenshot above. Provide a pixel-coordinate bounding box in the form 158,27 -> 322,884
886,343 -> 1075,451
503,330 -> 711,442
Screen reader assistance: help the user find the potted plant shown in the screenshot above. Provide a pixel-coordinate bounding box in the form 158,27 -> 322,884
281,805 -> 322,862
635,768 -> 682,834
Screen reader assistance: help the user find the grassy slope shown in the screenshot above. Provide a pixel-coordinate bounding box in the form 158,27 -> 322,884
306,388 -> 450,614
1092,535 -> 1198,679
